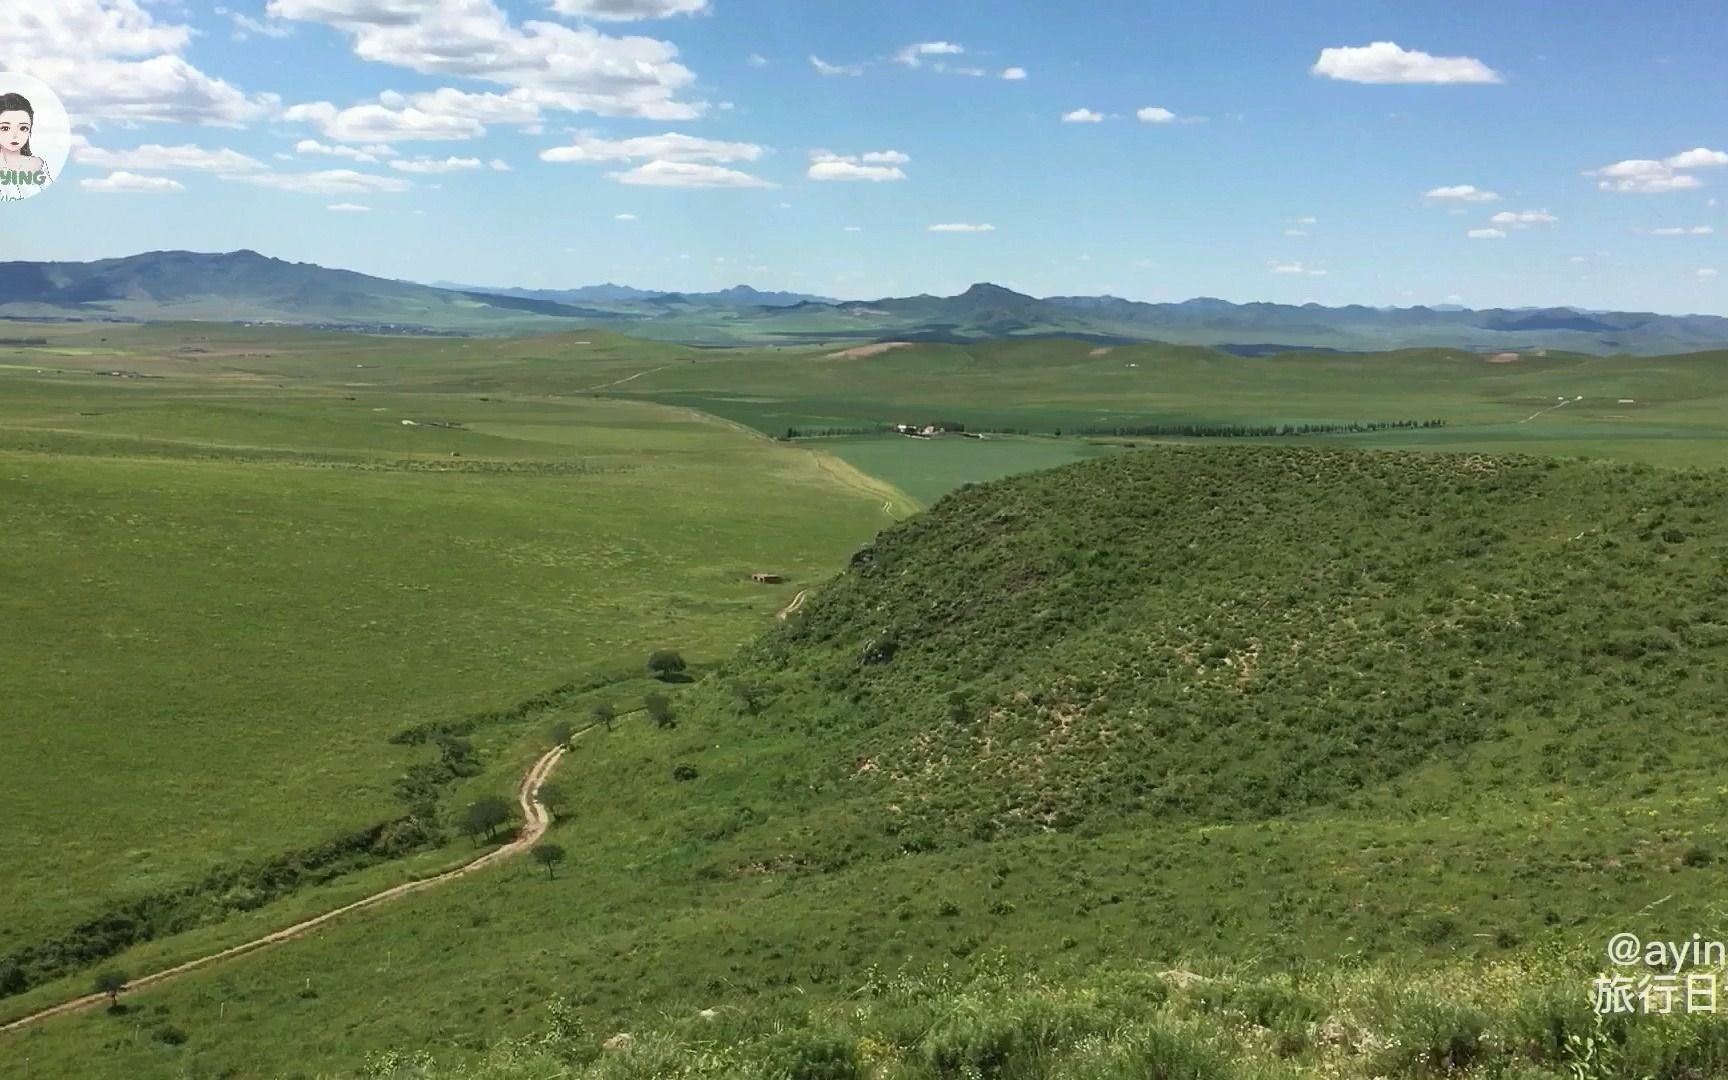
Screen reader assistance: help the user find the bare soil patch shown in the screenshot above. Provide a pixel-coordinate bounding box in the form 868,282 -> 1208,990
824,342 -> 915,360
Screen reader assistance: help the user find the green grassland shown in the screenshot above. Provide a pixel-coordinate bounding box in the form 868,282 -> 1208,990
0,324 -> 901,1019
8,324 -> 1728,1077
11,446 -> 1728,1078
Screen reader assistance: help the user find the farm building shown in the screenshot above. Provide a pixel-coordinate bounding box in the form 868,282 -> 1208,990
750,572 -> 784,584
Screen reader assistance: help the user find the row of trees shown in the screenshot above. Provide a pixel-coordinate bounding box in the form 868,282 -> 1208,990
1073,419 -> 1448,438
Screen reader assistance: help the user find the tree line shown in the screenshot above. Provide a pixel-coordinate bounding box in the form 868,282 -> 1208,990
1072,419 -> 1448,438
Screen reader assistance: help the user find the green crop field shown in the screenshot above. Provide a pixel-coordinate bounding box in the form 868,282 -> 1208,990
817,433 -> 1125,506
604,339 -> 1728,470
8,323 -> 1728,1079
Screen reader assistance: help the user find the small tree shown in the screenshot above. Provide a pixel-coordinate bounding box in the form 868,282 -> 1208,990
532,843 -> 566,880
537,781 -> 568,817
461,795 -> 512,843
94,968 -> 129,1007
647,649 -> 688,680
946,690 -> 970,725
549,719 -> 575,747
590,702 -> 616,732
644,692 -> 676,729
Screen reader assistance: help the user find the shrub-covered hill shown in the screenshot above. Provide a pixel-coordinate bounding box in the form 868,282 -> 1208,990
715,446 -> 1727,851
356,446 -> 1728,1079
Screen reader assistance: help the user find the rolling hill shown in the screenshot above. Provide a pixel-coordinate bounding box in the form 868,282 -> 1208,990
0,250 -> 612,329
359,444 -> 1728,1078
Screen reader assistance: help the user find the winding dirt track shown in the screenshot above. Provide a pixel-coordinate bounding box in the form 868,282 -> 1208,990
0,740 -> 572,1035
776,589 -> 810,621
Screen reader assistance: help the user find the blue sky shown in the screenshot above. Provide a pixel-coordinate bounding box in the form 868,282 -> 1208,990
3,0 -> 1726,311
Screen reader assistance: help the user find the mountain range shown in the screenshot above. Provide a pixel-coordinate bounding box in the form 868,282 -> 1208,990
430,281 -> 834,308
4,250 -> 1727,355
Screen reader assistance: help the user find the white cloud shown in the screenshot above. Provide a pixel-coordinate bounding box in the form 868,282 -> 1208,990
928,223 -> 995,232
1062,108 -> 1105,124
607,160 -> 776,187
1490,208 -> 1558,227
810,55 -> 864,77
1587,149 -> 1725,194
389,87 -> 544,125
221,168 -> 412,194
548,0 -> 709,20
1424,184 -> 1501,202
1136,106 -> 1177,124
1,0 -> 276,127
389,156 -> 485,173
1699,268 -> 1720,279
267,0 -> 703,119
615,212 -> 637,220
1293,216 -> 1318,225
1284,229 -> 1310,237
808,150 -> 908,182
75,143 -> 264,172
1001,67 -> 1027,80
1665,147 -> 1728,170
1311,41 -> 1502,84
895,41 -> 964,68
295,138 -> 397,163
80,171 -> 185,193
1270,261 -> 1325,275
843,226 -> 863,232
747,53 -> 767,67
541,132 -> 764,163
284,101 -> 486,143
1467,228 -> 1508,239
1647,225 -> 1714,236
488,159 -> 510,171
327,202 -> 371,211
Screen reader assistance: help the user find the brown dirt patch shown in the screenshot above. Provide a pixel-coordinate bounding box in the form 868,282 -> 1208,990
823,341 -> 915,360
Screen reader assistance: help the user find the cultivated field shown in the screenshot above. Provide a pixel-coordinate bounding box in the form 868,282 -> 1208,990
607,338 -> 1728,469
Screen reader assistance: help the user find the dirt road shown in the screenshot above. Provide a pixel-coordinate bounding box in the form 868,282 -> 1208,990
0,740 -> 572,1034
776,589 -> 810,621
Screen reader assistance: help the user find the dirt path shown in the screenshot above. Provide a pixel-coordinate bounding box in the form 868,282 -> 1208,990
1520,398 -> 1576,424
809,451 -> 916,519
776,589 -> 810,621
580,365 -> 672,392
0,740 -> 572,1034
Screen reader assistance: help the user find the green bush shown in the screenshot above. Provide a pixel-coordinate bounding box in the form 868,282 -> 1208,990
757,1027 -> 861,1080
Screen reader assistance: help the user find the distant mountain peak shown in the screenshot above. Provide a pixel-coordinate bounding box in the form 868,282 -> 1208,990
961,282 -> 1032,300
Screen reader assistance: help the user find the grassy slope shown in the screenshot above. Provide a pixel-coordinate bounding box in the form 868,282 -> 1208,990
15,446 -> 1728,1077
0,327 -> 894,985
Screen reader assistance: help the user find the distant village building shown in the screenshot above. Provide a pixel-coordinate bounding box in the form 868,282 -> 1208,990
750,572 -> 784,584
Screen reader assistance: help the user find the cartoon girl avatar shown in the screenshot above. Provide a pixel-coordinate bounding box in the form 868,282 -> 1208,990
0,93 -> 52,201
